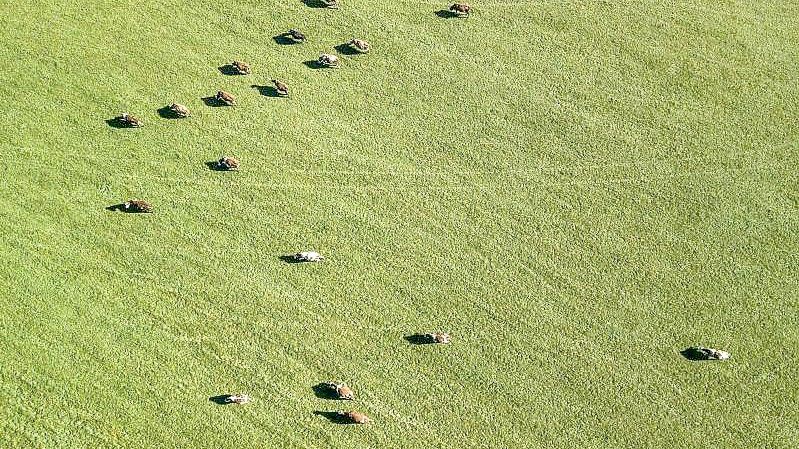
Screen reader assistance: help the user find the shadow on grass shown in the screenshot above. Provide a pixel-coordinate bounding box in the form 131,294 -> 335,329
251,84 -> 281,97
209,395 -> 234,405
201,96 -> 227,107
680,348 -> 717,361
435,9 -> 459,18
105,117 -> 130,128
273,34 -> 298,45
404,334 -> 434,345
218,64 -> 241,76
205,161 -> 226,171
301,0 -> 332,8
105,203 -> 151,213
105,203 -> 126,212
333,43 -> 359,56
313,411 -> 351,424
303,60 -> 339,69
302,60 -> 325,69
278,255 -> 303,264
157,106 -> 182,119
312,383 -> 340,400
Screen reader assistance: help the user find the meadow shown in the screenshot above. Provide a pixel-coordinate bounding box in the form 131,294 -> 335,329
0,0 -> 797,447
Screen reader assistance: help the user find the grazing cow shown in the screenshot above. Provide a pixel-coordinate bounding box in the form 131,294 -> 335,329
226,394 -> 250,404
216,156 -> 239,171
232,60 -> 251,75
272,79 -> 289,96
118,113 -> 142,128
122,200 -> 153,213
337,411 -> 370,424
449,3 -> 470,16
682,346 -> 731,361
288,29 -> 306,43
321,382 -> 354,400
169,103 -> 190,118
321,0 -> 339,8
423,332 -> 451,344
292,251 -> 324,262
318,54 -> 339,68
349,39 -> 370,53
216,90 -> 236,106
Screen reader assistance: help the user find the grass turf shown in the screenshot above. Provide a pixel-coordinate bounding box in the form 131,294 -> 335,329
0,0 -> 798,447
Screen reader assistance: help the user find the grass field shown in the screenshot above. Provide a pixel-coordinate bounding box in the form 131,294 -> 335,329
1,0 -> 798,447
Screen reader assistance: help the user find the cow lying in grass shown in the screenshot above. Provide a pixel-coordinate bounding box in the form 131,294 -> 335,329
116,113 -> 142,128
349,39 -> 370,53
232,60 -> 251,75
319,382 -> 354,400
215,156 -> 239,171
169,103 -> 190,118
216,90 -> 236,106
450,3 -> 470,16
317,54 -> 339,68
272,79 -> 289,96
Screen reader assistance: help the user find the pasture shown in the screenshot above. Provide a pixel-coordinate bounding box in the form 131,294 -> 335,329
0,0 -> 797,447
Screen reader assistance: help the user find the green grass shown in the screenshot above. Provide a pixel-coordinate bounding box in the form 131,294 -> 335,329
0,0 -> 798,447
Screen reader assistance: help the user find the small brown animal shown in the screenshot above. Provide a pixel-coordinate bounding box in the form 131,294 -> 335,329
337,411 -> 369,424
272,79 -> 289,96
226,393 -> 250,404
287,29 -> 306,43
169,103 -> 190,118
449,3 -> 470,16
216,156 -> 239,171
118,113 -> 142,128
216,91 -> 236,106
232,61 -> 251,75
424,332 -> 451,344
349,39 -> 370,53
122,200 -> 153,213
320,382 -> 354,400
318,54 -> 339,68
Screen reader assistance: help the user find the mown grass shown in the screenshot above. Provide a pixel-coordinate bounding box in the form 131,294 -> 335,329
0,0 -> 797,447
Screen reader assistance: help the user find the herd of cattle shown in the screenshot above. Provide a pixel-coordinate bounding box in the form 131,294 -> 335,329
105,0 -> 730,425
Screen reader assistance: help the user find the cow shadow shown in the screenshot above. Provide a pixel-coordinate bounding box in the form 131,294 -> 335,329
201,96 -> 227,107
302,60 -> 324,69
105,117 -> 130,128
205,161 -> 227,171
313,411 -> 351,424
251,84 -> 281,97
435,9 -> 459,18
302,0 -> 333,8
273,34 -> 298,45
680,348 -> 713,361
209,395 -> 234,405
105,203 -> 126,212
334,43 -> 359,56
312,383 -> 339,400
404,334 -> 434,345
218,64 -> 241,76
157,106 -> 182,119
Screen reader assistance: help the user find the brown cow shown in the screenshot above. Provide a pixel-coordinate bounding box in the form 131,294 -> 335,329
216,90 -> 236,106
122,200 -> 153,213
232,61 -> 251,75
118,113 -> 142,128
449,3 -> 471,16
216,156 -> 240,171
169,103 -> 190,118
272,79 -> 289,96
349,39 -> 370,53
